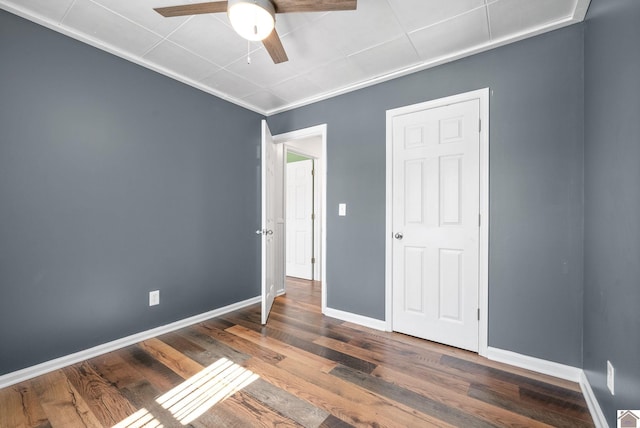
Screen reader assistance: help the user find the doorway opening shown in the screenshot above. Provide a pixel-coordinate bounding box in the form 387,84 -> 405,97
272,124 -> 327,312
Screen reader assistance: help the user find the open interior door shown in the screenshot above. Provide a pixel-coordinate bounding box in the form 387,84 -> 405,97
260,120 -> 278,324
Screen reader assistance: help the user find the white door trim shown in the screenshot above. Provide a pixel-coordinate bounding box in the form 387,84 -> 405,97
273,124 -> 328,313
385,88 -> 489,356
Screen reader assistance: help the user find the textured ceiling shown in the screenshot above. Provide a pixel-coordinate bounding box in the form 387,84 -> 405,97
1,0 -> 590,114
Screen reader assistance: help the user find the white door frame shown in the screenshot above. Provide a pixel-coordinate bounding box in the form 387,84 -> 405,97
385,88 -> 490,356
273,124 -> 327,312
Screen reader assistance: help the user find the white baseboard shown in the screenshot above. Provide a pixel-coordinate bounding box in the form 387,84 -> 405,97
323,307 -> 387,331
0,295 -> 261,389
486,348 -> 608,427
486,347 -> 582,382
579,371 -> 609,428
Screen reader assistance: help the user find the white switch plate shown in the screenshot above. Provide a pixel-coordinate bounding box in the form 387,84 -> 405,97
338,203 -> 346,216
149,290 -> 160,306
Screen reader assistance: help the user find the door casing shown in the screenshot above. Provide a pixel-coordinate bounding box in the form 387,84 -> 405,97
385,88 -> 490,356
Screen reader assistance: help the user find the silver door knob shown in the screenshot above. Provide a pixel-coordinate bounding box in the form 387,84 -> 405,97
256,229 -> 265,235
267,229 -> 273,235
394,232 -> 403,240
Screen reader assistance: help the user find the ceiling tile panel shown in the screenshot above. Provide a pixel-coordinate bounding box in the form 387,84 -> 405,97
143,40 -> 220,82
62,0 -> 162,56
273,11 -> 327,37
241,90 -> 288,112
201,69 -> 263,99
349,35 -> 420,77
269,75 -> 324,103
387,0 -> 485,33
92,0 -> 196,37
315,0 -> 405,56
488,0 -> 576,40
167,14 -> 248,67
9,0 -> 75,23
409,7 -> 490,62
225,47 -> 299,88
278,22 -> 345,74
305,57 -> 367,92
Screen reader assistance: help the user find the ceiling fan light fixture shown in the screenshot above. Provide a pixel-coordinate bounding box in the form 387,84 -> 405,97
228,0 -> 275,41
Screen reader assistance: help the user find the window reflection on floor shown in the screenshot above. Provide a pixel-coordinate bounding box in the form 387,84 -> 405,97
112,358 -> 259,427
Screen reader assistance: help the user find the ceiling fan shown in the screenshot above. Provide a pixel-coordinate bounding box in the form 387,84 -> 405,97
154,0 -> 358,64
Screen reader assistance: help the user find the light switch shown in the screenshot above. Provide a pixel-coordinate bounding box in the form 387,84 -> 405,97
338,203 -> 346,216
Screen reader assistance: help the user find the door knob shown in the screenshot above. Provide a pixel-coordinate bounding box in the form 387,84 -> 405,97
394,232 -> 403,240
256,229 -> 274,235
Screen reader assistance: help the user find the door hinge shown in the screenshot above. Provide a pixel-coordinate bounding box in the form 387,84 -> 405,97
478,213 -> 481,227
311,169 -> 315,176
311,257 -> 316,264
311,213 -> 315,220
479,119 -> 482,132
477,308 -> 480,321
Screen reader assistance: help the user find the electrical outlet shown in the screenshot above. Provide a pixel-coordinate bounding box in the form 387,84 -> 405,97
149,290 -> 160,306
607,360 -> 615,395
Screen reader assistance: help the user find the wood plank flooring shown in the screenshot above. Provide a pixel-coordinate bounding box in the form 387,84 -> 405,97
0,277 -> 594,427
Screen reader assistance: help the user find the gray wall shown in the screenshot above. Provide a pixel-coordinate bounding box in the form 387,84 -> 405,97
0,10 -> 262,376
584,0 -> 640,425
269,25 -> 585,367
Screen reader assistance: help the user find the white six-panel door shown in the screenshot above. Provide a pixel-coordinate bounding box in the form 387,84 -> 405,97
286,159 -> 314,280
391,98 -> 480,352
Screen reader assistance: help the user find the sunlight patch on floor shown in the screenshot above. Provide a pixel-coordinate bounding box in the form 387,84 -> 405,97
157,357 -> 259,424
112,408 -> 162,428
112,357 -> 259,427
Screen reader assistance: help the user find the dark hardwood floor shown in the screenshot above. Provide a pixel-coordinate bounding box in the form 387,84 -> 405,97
0,277 -> 594,427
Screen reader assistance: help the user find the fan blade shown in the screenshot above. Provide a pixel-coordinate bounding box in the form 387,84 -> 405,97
263,29 -> 288,64
273,0 -> 356,13
154,1 -> 228,17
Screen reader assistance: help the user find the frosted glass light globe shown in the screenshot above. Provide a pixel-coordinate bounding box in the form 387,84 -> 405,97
228,0 -> 275,41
